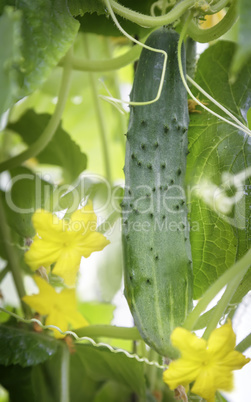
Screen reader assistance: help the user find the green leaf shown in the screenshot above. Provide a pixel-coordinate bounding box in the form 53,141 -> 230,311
74,0 -> 158,37
8,110 -> 87,183
231,0 -> 251,78
94,381 -> 131,402
16,0 -> 79,98
0,324 -> 58,367
2,166 -> 53,237
76,344 -> 146,397
78,302 -> 115,325
187,41 -> 251,299
0,0 -> 79,112
0,7 -> 22,115
69,0 -> 104,16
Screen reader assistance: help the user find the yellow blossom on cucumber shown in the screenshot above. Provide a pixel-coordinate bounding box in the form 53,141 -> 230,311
25,203 -> 110,286
22,277 -> 88,338
163,321 -> 250,402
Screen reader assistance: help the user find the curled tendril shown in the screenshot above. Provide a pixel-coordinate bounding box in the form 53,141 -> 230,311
0,307 -> 168,370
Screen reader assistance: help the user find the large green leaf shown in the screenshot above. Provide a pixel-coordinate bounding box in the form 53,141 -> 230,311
0,324 -> 58,367
231,0 -> 251,77
0,7 -> 22,115
187,41 -> 251,298
0,1 -> 79,113
8,110 -> 87,183
17,0 -> 79,97
76,344 -> 146,397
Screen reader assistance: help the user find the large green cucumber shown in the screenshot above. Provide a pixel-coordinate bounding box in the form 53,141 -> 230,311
122,27 -> 193,358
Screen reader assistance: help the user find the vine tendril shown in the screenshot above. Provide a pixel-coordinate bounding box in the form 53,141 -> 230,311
101,0 -> 167,107
177,15 -> 251,137
0,307 -> 168,370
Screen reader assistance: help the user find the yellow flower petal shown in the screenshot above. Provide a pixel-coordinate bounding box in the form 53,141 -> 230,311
220,350 -> 251,370
163,322 -> 250,401
207,321 -> 236,359
171,327 -> 207,362
163,359 -> 201,390
22,277 -> 89,338
70,204 -> 97,232
76,230 -> 110,258
52,251 -> 82,286
32,209 -> 64,240
192,366 -> 217,402
25,238 -> 62,270
22,277 -> 57,315
25,206 -> 110,286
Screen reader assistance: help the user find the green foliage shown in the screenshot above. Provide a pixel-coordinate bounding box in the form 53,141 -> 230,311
231,0 -> 251,77
8,110 -> 87,183
0,1 -> 251,400
1,166 -> 53,238
0,7 -> 22,115
187,40 -> 251,298
0,323 -> 58,367
76,344 -> 146,397
78,302 -> 115,325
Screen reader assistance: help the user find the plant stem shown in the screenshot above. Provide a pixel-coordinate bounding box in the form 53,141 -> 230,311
108,0 -> 195,27
74,324 -> 141,340
0,47 -> 73,173
236,333 -> 251,353
59,44 -> 142,72
61,344 -> 70,402
187,0 -> 238,43
183,249 -> 251,331
83,35 -> 112,184
202,271 -> 245,340
0,196 -> 31,317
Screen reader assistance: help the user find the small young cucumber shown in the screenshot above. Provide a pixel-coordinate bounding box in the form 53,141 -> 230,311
122,27 -> 193,358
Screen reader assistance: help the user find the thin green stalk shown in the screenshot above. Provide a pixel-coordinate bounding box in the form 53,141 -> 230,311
183,249 -> 251,331
74,324 -> 141,340
187,0 -> 238,42
61,344 -> 70,402
108,0 -> 195,27
83,35 -> 112,184
0,196 -> 31,317
0,47 -> 73,173
236,333 -> 251,353
104,37 -> 127,150
202,272 -> 245,340
207,0 -> 232,14
161,0 -> 168,15
59,44 -> 142,72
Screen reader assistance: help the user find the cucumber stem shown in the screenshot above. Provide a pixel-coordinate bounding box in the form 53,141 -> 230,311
107,0 -> 195,27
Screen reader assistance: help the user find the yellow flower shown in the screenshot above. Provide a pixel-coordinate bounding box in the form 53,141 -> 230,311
201,10 -> 226,30
163,322 -> 250,402
25,204 -> 110,286
22,277 -> 88,338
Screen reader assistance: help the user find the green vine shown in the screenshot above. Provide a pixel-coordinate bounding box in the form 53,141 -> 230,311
59,43 -> 142,72
0,197 -> 31,318
187,0 -> 238,43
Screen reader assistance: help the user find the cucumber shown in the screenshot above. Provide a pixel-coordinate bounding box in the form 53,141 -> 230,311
122,27 -> 193,358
